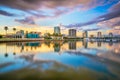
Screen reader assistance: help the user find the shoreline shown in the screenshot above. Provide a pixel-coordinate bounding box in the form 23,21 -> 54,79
0,38 -> 43,43
0,38 -> 120,43
0,38 -> 66,43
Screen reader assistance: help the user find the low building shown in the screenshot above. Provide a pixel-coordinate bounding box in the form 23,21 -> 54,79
14,30 -> 24,38
26,32 -> 41,38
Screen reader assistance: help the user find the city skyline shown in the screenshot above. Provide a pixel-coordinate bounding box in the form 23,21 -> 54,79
0,0 -> 120,35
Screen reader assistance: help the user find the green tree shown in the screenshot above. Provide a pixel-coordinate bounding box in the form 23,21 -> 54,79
13,28 -> 16,38
0,35 -> 2,38
4,26 -> 8,35
13,28 -> 16,34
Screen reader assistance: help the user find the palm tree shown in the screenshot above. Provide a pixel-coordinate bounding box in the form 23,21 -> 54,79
13,28 -> 16,38
4,26 -> 8,36
13,28 -> 16,34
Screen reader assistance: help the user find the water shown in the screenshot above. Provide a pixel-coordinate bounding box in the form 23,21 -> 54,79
0,41 -> 120,80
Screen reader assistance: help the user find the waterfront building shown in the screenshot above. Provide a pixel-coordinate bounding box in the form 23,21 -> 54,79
54,26 -> 61,35
26,32 -> 41,38
83,31 -> 88,38
97,32 -> 102,38
14,30 -> 24,38
69,29 -> 76,37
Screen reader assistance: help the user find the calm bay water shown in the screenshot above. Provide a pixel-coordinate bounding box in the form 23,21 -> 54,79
0,41 -> 120,80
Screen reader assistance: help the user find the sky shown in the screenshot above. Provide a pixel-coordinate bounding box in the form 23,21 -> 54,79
0,0 -> 120,36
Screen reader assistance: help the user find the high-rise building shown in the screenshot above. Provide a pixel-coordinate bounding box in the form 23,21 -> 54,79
83,31 -> 88,38
54,26 -> 60,34
69,29 -> 76,37
97,32 -> 102,38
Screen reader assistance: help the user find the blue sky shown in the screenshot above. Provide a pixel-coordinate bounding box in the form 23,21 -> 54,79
0,0 -> 120,34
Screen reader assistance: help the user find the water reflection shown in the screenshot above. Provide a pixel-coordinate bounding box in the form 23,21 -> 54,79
97,42 -> 101,47
82,41 -> 88,48
1,41 -> 120,59
53,42 -> 61,52
69,41 -> 76,50
0,41 -> 120,80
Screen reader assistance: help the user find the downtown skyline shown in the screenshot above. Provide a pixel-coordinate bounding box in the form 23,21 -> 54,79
0,0 -> 120,35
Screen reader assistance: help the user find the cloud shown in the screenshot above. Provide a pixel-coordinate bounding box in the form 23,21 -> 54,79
84,28 -> 102,31
15,17 -> 36,25
0,0 -> 114,24
0,0 -> 93,11
66,8 -> 120,27
0,10 -> 17,16
97,17 -> 120,28
96,2 -> 120,29
109,1 -> 120,11
0,0 -> 93,24
65,0 -> 120,28
0,0 -> 119,25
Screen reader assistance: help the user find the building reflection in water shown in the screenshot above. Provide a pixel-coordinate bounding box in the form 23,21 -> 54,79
53,42 -> 61,52
97,42 -> 101,47
1,41 -> 120,80
25,42 -> 41,51
69,41 -> 76,50
3,41 -> 120,58
82,41 -> 88,48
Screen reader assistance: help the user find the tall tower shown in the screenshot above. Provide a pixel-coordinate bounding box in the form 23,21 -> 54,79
97,32 -> 102,38
83,31 -> 88,38
69,29 -> 76,37
54,26 -> 60,34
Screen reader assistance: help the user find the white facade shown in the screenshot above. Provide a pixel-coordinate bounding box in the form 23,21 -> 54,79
54,26 -> 60,34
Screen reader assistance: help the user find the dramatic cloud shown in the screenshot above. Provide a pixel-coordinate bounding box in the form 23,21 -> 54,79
15,17 -> 36,25
84,28 -> 102,31
67,8 -> 120,27
109,1 -> 120,11
97,17 -> 120,28
0,10 -> 17,16
0,0 -> 95,11
0,0 -> 119,26
66,0 -> 120,28
0,0 -> 116,25
96,2 -> 120,29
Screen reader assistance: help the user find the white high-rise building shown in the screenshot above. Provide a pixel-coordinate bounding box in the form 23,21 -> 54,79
54,26 -> 60,34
